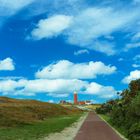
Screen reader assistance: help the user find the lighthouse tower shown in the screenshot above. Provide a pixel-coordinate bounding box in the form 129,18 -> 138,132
74,91 -> 78,104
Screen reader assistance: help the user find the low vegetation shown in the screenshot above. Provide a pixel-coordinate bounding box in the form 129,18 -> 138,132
96,79 -> 140,140
0,97 -> 83,140
0,114 -> 81,140
85,104 -> 101,110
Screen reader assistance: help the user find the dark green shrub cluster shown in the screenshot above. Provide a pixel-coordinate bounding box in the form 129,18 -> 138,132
96,79 -> 140,140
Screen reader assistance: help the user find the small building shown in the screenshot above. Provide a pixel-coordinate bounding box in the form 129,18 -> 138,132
78,101 -> 86,105
60,100 -> 67,104
85,101 -> 92,105
59,100 -> 72,105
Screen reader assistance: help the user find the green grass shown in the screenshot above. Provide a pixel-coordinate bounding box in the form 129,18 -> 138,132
99,114 -> 127,139
0,114 -> 82,140
100,114 -> 110,122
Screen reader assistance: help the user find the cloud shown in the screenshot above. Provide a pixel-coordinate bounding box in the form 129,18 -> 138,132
67,7 -> 134,41
0,0 -> 34,13
0,76 -> 24,80
31,15 -> 73,40
124,42 -> 140,51
35,60 -> 116,79
132,54 -> 140,68
133,54 -> 140,61
30,4 -> 140,55
48,100 -> 54,103
131,32 -> 140,41
84,82 -> 117,98
48,93 -> 69,98
23,79 -> 87,94
122,70 -> 140,84
0,58 -> 118,99
65,7 -> 139,55
89,41 -> 116,55
0,58 -> 15,71
0,79 -> 17,93
21,0 -> 86,19
0,78 -> 87,97
74,49 -> 89,56
132,64 -> 140,68
0,79 -> 27,95
0,78 -> 117,99
0,0 -> 34,26
0,0 -> 140,56
0,59 -> 118,99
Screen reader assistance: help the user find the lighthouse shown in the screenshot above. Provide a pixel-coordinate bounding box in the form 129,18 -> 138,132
74,91 -> 78,104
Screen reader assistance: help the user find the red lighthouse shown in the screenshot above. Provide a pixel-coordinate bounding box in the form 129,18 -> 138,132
74,91 -> 78,104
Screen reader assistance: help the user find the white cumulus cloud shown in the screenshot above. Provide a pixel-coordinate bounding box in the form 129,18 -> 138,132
0,78 -> 117,99
35,60 -> 116,79
0,78 -> 87,97
84,82 -> 117,98
0,58 -> 15,71
122,70 -> 140,84
31,15 -> 73,40
30,5 -> 139,55
23,79 -> 87,94
0,79 -> 17,93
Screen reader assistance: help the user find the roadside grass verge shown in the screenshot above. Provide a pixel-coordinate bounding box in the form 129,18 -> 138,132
0,114 -> 82,140
99,114 -> 128,140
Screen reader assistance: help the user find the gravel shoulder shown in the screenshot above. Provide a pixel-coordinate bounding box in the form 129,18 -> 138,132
42,113 -> 87,140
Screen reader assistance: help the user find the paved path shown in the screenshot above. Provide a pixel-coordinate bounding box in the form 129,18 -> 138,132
74,112 -> 123,140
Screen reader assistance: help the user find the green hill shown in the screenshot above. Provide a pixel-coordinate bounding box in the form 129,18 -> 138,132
0,97 -> 82,127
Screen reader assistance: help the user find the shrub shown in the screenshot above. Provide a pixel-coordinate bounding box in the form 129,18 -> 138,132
128,123 -> 140,140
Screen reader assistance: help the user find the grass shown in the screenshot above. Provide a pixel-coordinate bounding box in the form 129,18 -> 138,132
0,114 -> 82,140
100,114 -> 110,122
0,96 -> 83,140
0,96 -> 82,127
99,114 -> 128,140
84,104 -> 101,110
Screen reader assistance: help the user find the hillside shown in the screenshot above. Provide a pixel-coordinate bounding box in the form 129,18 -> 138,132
0,97 -> 82,127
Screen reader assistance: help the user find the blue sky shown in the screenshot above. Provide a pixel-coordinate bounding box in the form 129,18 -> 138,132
0,0 -> 140,103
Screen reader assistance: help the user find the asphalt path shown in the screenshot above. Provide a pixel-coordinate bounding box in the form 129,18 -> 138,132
74,112 -> 123,140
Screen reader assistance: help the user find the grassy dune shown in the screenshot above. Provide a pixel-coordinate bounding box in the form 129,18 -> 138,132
0,97 -> 83,140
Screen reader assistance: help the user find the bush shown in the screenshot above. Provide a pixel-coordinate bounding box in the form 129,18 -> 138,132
96,79 -> 140,140
128,123 -> 140,140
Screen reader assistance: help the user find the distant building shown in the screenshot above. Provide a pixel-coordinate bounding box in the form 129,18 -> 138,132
60,100 -> 67,104
78,101 -> 86,105
74,91 -> 78,104
59,91 -> 92,105
73,91 -> 92,105
85,101 -> 92,105
59,100 -> 72,105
